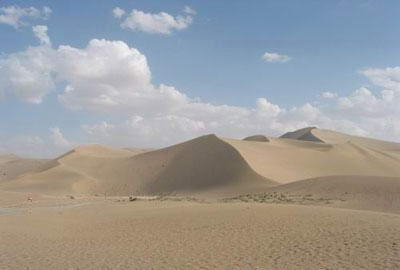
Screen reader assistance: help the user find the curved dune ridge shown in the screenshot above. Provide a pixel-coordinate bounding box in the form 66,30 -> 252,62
2,127 -> 400,206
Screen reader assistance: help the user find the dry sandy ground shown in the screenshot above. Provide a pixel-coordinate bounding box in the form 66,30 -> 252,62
1,192 -> 400,270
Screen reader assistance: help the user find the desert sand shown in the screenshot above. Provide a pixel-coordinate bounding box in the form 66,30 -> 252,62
1,127 -> 400,270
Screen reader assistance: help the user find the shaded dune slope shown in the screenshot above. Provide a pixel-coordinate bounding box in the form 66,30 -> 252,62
1,135 -> 276,198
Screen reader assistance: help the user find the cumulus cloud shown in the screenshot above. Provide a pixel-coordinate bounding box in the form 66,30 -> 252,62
115,8 -> 193,34
0,45 -> 56,103
2,34 -> 400,155
32,25 -> 51,45
112,7 -> 125,19
0,5 -> 51,29
262,52 -> 291,63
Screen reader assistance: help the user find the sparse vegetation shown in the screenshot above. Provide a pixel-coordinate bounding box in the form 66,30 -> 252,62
223,192 -> 341,205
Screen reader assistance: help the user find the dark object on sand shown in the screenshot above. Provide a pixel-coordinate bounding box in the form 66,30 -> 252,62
129,196 -> 137,202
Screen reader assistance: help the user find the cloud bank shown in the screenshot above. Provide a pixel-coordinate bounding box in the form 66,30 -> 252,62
1,28 -> 400,156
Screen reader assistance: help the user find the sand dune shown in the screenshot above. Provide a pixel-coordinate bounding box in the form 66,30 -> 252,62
1,135 -> 276,198
243,134 -> 270,142
280,126 -> 324,142
282,127 -> 400,154
2,127 -> 400,204
225,128 -> 400,183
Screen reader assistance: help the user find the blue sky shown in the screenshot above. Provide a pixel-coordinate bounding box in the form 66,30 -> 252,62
1,0 -> 400,157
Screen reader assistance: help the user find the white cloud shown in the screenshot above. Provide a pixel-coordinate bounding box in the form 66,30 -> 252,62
56,39 -> 189,114
112,7 -> 125,19
361,67 -> 400,91
183,6 -> 196,15
116,9 -> 193,34
262,52 -> 291,63
0,5 -> 51,29
50,127 -> 73,149
0,45 -> 56,103
322,91 -> 338,99
32,25 -> 51,45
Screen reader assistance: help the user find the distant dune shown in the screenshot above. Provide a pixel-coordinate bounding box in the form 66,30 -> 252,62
224,129 -> 400,183
2,127 -> 400,207
280,126 -> 324,142
243,135 -> 270,142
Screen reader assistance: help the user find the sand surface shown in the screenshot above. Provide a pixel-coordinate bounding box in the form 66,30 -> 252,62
1,195 -> 400,270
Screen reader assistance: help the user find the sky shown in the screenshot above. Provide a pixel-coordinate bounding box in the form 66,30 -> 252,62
1,0 -> 400,157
